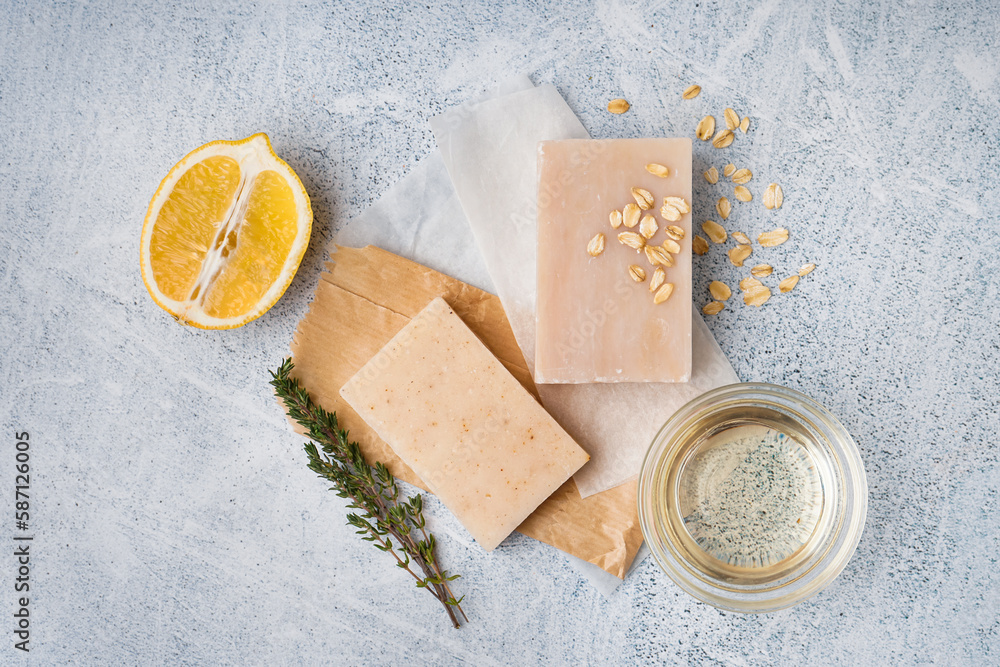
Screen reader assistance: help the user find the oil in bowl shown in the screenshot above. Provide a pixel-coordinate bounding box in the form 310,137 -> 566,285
638,384 -> 867,613
677,422 -> 824,579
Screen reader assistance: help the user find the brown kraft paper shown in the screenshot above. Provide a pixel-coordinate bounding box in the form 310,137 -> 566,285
284,244 -> 643,578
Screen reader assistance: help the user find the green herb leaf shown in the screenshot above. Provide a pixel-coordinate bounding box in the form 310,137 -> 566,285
271,358 -> 468,628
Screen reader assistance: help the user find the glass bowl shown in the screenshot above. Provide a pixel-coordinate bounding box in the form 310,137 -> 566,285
637,383 -> 868,613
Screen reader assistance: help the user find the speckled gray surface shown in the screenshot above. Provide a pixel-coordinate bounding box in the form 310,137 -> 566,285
1,1 -> 998,664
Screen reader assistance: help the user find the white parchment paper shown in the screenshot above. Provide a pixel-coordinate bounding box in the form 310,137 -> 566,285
334,77 -> 739,594
429,79 -> 740,498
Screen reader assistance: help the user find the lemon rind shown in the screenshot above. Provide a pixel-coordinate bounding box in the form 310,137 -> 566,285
139,133 -> 312,329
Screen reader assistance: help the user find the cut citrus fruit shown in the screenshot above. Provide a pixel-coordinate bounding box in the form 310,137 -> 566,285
140,133 -> 312,329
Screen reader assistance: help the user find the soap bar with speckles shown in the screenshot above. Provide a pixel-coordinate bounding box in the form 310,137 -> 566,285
339,297 -> 590,552
535,138 -> 693,383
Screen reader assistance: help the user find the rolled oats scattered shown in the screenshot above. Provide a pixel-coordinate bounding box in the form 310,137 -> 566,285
631,187 -> 655,210
607,98 -> 630,114
728,244 -> 752,267
662,238 -> 681,254
618,230 -> 645,250
712,129 -> 735,148
716,197 -> 732,220
645,163 -> 670,178
653,283 -> 675,304
639,215 -> 658,239
779,275 -> 800,292
623,203 -> 641,228
662,196 -> 690,214
649,266 -> 666,291
660,204 -> 681,222
696,115 -> 716,141
724,107 -> 740,131
758,228 -> 789,247
702,301 -> 725,315
683,84 -> 702,99
609,209 -> 623,229
731,168 -> 752,185
744,283 -> 771,307
693,235 -> 710,255
763,183 -> 784,209
709,281 -> 732,301
702,220 -> 727,244
644,244 -> 672,266
587,233 -> 606,257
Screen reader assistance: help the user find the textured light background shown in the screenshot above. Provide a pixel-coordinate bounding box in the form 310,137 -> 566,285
1,1 -> 998,664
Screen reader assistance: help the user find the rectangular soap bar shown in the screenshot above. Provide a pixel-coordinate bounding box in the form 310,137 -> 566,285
339,297 -> 590,552
535,138 -> 693,383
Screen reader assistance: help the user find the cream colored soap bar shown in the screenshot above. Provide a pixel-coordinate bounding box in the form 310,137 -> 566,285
536,138 -> 693,383
339,297 -> 590,552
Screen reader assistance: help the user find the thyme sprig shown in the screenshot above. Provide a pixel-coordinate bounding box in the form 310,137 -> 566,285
270,358 -> 467,628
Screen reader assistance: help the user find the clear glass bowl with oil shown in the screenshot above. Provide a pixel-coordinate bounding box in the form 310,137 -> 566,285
637,383 -> 867,613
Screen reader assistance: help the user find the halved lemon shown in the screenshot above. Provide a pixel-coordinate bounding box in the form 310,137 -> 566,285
140,133 -> 312,329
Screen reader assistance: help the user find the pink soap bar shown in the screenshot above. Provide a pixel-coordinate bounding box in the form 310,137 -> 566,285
535,138 -> 692,383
